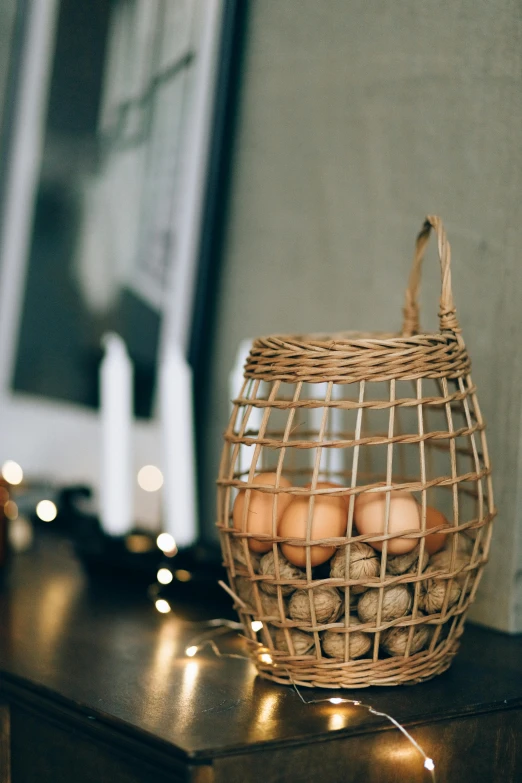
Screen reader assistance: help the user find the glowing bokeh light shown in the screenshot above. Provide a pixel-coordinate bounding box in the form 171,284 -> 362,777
157,568 -> 173,585
329,697 -> 343,705
424,759 -> 435,771
259,652 -> 273,664
125,534 -> 155,553
251,620 -> 263,632
4,500 -> 18,520
1,460 -> 23,485
137,465 -> 164,492
155,599 -> 171,614
8,515 -> 33,552
36,500 -> 57,522
186,645 -> 198,657
156,533 -> 177,554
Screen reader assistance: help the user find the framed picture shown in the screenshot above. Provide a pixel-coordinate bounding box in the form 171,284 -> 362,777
0,0 -> 240,530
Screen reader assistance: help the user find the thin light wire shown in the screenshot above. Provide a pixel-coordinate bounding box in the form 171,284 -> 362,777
184,622 -> 242,650
190,638 -> 253,661
291,684 -> 436,780
181,622 -> 436,781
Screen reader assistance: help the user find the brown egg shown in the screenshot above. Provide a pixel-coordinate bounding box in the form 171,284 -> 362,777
423,506 -> 449,555
354,490 -> 420,554
279,493 -> 347,567
304,481 -> 349,509
233,473 -> 292,553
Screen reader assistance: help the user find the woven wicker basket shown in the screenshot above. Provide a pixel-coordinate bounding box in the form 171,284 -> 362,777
217,215 -> 496,688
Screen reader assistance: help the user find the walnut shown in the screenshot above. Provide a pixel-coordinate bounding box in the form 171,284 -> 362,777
259,550 -> 304,595
443,534 -> 473,555
428,548 -> 471,588
229,538 -> 261,571
234,576 -> 290,621
289,586 -> 343,625
330,542 -> 380,593
331,589 -> 359,611
234,576 -> 255,610
463,528 -> 478,542
272,627 -> 314,656
259,591 -> 288,620
357,585 -> 412,623
418,566 -> 461,613
386,545 -> 429,576
322,623 -> 372,659
380,625 -> 432,656
234,576 -> 287,613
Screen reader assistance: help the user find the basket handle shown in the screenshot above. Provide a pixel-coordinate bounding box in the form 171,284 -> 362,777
402,215 -> 460,336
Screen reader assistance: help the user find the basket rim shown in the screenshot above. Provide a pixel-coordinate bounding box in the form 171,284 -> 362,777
251,329 -> 460,350
245,330 -> 470,383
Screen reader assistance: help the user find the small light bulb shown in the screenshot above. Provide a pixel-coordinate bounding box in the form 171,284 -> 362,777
259,652 -> 273,664
251,620 -> 263,632
125,534 -> 154,553
424,758 -> 435,772
156,533 -> 177,554
155,599 -> 171,614
137,465 -> 164,492
36,500 -> 57,522
353,700 -> 361,706
157,568 -> 173,585
186,645 -> 198,657
1,460 -> 23,485
329,697 -> 343,705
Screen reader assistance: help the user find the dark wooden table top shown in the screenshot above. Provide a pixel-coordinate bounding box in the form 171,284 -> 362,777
1,534 -> 521,771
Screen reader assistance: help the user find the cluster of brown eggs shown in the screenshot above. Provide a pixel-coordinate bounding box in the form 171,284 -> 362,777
232,472 -> 448,565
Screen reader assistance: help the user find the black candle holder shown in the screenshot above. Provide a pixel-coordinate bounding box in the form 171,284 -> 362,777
62,486 -> 226,591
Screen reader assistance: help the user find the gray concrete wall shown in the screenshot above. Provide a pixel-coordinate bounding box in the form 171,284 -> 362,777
204,0 -> 522,632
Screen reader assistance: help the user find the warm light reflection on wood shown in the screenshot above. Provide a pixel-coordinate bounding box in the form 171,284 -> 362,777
33,575 -> 81,664
180,661 -> 200,702
379,741 -> 420,763
151,623 -> 178,688
256,691 -> 278,725
328,712 -> 348,731
135,622 -> 182,725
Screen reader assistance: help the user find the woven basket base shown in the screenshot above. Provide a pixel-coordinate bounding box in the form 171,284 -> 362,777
252,638 -> 460,689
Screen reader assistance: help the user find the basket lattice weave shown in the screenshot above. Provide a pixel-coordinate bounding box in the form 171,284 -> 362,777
217,216 -> 496,688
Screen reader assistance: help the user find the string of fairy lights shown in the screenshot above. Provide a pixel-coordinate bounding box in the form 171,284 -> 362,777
162,610 -> 437,781
2,459 -> 436,778
148,548 -> 438,779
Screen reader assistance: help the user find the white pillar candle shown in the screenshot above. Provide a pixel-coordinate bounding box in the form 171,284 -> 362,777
309,383 -> 344,481
328,385 -> 344,478
99,333 -> 133,536
229,340 -> 262,479
159,343 -> 197,549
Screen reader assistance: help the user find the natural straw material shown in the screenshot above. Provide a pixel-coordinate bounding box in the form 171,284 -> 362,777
217,216 -> 496,688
